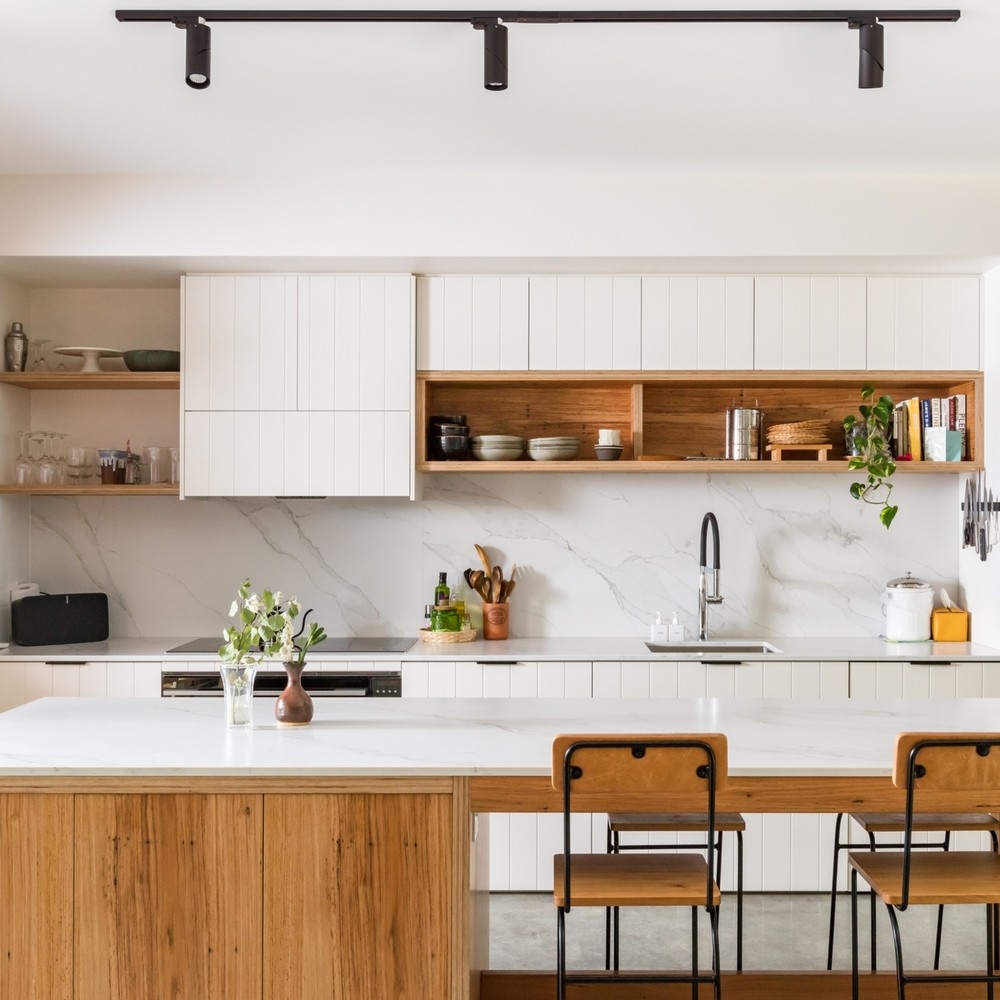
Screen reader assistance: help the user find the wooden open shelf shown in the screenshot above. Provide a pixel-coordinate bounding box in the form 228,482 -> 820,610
417,370 -> 984,474
0,484 -> 179,496
0,372 -> 179,390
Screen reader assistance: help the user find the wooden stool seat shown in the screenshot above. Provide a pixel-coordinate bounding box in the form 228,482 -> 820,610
851,812 -> 1000,834
554,853 -> 719,908
849,850 -> 1000,906
609,811 -> 746,833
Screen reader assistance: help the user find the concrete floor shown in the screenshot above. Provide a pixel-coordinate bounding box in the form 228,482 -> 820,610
490,892 -> 992,971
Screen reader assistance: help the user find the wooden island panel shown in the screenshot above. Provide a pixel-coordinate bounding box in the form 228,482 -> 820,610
74,793 -> 263,1000
0,793 -> 74,1000
264,792 -> 457,1000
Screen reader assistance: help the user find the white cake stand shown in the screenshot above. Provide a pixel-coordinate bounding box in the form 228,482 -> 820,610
53,346 -> 125,373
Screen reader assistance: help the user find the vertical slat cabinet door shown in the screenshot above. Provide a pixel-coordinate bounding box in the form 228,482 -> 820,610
611,275 -> 642,369
808,277 -> 867,370
528,275 -> 558,369
383,275 -> 414,410
498,275 -> 530,370
207,410 -> 236,496
359,276 -> 389,410
182,411 -> 211,496
667,276 -> 699,369
232,410 -> 262,496
383,410 -> 411,497
867,276 -> 981,370
0,661 -> 28,711
257,411 -> 286,496
442,276 -> 474,371
556,276 -> 586,369
694,277 -> 727,369
208,276 -> 237,410
281,410 -> 311,495
415,276 -> 445,370
250,274 -> 297,412
470,276 -> 501,371
182,275 -> 212,410
333,275 -> 362,411
724,276 -> 755,369
333,411 -> 361,496
308,411 -> 336,496
583,276 -> 614,370
358,412 -> 386,497
752,275 -> 783,369
778,277 -> 811,369
640,275 -> 670,369
298,275 -> 337,412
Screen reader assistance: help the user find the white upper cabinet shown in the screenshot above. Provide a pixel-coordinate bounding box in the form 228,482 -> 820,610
641,276 -> 754,370
182,274 -> 414,499
528,275 -> 642,370
416,275 -> 529,371
753,276 -> 867,370
867,276 -> 981,370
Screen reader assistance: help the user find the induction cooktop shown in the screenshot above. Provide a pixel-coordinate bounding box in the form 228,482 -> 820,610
165,636 -> 417,654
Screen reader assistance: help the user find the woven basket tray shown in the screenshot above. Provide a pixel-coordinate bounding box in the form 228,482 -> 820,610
419,627 -> 478,643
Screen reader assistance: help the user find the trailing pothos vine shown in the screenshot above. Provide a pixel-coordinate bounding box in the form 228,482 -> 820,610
843,384 -> 898,529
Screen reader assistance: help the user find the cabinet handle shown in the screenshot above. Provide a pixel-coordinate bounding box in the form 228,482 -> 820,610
476,661 -> 520,666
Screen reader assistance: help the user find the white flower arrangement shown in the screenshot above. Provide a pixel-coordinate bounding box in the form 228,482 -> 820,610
219,578 -> 326,667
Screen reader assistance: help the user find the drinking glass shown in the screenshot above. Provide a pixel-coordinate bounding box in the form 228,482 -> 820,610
13,430 -> 35,485
49,432 -> 69,484
36,432 -> 58,486
28,339 -> 51,372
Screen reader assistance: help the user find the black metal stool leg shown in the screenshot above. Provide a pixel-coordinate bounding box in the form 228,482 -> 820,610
736,828 -> 744,971
867,829 -> 878,971
690,906 -> 698,1000
828,812 -> 845,970
850,867 -> 860,1000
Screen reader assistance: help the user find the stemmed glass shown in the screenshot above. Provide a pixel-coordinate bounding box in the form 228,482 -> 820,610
13,430 -> 35,485
28,339 -> 51,372
34,432 -> 58,486
49,432 -> 69,484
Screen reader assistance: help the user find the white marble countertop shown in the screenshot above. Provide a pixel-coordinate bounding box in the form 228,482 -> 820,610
3,695 -> 1000,778
2,635 -> 997,662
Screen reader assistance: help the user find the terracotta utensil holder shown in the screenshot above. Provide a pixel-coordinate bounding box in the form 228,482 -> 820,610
481,602 -> 510,641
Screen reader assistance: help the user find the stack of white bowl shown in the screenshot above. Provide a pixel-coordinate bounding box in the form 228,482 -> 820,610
470,435 -> 525,461
526,436 -> 581,461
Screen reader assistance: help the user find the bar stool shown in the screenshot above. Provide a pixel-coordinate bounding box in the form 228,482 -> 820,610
553,733 -> 727,1000
828,810 -> 1000,970
606,811 -> 746,971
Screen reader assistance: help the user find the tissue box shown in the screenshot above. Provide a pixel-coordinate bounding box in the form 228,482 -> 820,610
931,607 -> 969,642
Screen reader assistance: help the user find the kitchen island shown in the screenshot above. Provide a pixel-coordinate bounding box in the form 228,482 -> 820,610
2,696 -> 999,1000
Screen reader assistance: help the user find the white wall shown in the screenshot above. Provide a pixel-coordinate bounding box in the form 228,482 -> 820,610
0,273 -> 32,640
2,172 -> 1000,258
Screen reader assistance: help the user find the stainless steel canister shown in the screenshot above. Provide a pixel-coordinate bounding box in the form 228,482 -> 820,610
726,406 -> 763,460
4,322 -> 28,372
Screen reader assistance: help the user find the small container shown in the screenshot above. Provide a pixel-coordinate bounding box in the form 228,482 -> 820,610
4,322 -> 28,372
430,605 -> 461,631
931,607 -> 969,642
726,404 -> 763,461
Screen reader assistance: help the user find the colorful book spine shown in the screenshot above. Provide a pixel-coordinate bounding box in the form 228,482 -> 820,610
906,397 -> 923,462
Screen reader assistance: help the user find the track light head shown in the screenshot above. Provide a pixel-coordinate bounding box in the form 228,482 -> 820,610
178,17 -> 211,89
857,20 -> 884,89
477,19 -> 508,91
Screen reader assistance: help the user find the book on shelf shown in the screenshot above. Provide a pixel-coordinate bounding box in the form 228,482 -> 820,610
892,393 -> 967,462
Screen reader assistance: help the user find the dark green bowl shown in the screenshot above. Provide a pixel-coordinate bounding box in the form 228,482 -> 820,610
123,350 -> 180,372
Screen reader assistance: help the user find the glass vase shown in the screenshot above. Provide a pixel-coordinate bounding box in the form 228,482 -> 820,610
275,661 -> 313,727
220,663 -> 257,728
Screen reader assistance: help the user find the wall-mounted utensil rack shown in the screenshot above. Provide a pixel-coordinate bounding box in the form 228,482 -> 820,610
962,471 -> 998,561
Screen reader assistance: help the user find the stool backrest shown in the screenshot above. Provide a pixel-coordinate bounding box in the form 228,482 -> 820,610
551,733 -> 727,910
892,732 -> 1000,907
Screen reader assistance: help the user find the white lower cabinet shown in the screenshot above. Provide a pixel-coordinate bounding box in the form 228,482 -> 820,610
0,660 -> 162,710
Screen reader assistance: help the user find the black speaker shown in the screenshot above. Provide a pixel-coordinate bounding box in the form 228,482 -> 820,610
11,592 -> 109,646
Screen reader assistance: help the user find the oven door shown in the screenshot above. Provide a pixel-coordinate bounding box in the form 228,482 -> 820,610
161,671 -> 401,697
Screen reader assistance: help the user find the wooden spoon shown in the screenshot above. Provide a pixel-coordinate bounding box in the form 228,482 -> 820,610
491,565 -> 502,602
503,578 -> 516,601
474,543 -> 492,575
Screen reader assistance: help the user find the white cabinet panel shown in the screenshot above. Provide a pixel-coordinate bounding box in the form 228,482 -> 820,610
0,660 -> 162,708
641,276 -> 753,370
753,276 -> 866,370
867,275 -> 981,370
184,273 -> 413,498
417,275 -> 529,372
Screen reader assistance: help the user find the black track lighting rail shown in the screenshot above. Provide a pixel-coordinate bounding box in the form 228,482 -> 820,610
116,9 -> 961,24
115,8 -> 961,92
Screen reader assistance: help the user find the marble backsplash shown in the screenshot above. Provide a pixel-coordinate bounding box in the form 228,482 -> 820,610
27,472 -> 961,642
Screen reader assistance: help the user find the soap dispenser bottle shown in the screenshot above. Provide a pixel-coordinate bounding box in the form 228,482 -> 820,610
667,612 -> 686,642
650,612 -> 670,642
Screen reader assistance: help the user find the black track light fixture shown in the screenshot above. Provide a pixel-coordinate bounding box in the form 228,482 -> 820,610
118,9 -> 961,93
476,19 -> 508,92
855,19 -> 885,89
176,16 -> 210,89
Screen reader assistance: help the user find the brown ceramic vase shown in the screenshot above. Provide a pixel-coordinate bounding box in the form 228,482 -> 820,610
275,661 -> 313,726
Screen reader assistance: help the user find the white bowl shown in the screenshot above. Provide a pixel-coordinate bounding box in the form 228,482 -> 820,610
471,436 -> 524,461
473,434 -> 524,445
527,439 -> 579,461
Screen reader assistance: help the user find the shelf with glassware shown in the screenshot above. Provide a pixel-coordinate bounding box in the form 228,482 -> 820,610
416,370 -> 984,473
0,371 -> 181,495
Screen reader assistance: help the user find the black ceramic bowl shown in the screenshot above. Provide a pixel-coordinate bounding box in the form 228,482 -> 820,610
438,434 -> 471,459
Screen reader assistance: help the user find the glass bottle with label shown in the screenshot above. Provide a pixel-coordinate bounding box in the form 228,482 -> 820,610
434,572 -> 450,606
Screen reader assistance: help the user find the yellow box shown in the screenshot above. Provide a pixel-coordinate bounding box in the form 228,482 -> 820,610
931,607 -> 969,642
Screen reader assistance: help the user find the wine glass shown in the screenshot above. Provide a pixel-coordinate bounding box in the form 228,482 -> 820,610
28,339 -> 51,372
34,432 -> 58,486
13,430 -> 35,485
49,432 -> 69,484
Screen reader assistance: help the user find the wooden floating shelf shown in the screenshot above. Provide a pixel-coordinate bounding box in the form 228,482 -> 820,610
418,460 -> 977,474
0,372 -> 179,390
0,484 -> 179,496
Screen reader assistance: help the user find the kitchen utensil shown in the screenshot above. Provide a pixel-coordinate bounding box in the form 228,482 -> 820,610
726,404 -> 763,460
883,572 -> 933,641
491,565 -> 502,602
474,543 -> 492,575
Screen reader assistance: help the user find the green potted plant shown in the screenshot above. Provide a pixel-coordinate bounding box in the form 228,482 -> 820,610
219,579 -> 326,727
843,384 -> 898,529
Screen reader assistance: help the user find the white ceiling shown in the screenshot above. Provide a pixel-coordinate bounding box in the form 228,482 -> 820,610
2,0 -> 996,176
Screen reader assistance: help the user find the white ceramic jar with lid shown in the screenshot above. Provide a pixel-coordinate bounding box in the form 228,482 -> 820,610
883,572 -> 934,641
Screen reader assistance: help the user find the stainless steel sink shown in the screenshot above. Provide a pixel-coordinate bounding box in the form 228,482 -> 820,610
645,640 -> 781,655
